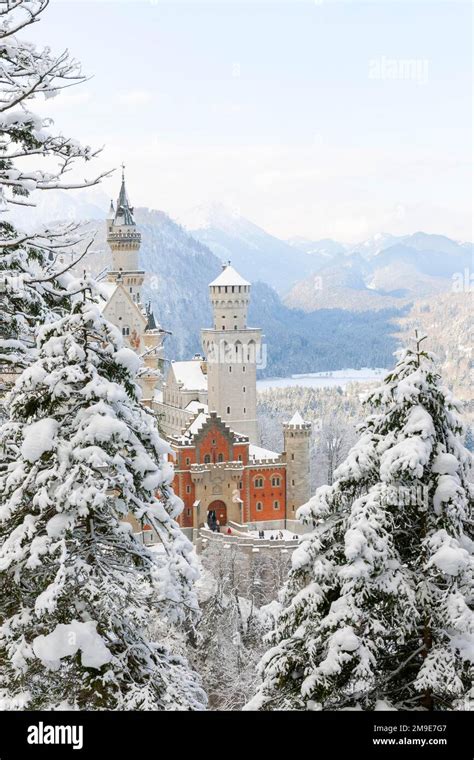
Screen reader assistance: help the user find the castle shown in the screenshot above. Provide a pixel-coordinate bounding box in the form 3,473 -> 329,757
99,167 -> 165,402
102,176 -> 312,536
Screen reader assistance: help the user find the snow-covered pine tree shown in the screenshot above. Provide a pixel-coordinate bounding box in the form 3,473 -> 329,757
193,541 -> 264,710
0,0 -> 108,379
247,335 -> 474,711
0,280 -> 206,710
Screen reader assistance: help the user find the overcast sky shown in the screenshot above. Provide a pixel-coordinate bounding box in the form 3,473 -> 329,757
29,0 -> 472,243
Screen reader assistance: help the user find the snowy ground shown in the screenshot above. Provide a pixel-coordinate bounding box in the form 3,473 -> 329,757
248,529 -> 298,540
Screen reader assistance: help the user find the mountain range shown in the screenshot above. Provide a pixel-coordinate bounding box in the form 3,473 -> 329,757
7,193 -> 472,380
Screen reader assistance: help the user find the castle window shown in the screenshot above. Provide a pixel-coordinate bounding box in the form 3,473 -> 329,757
256,501 -> 263,512
242,366 -> 246,373
234,325 -> 238,330
185,457 -> 190,466
291,453 -> 295,461
243,386 -> 246,393
243,408 -> 246,414
229,366 -> 232,373
217,453 -> 224,463
273,500 -> 280,510
238,481 -> 243,489
186,485 -> 191,494
227,406 -> 230,414
204,455 -> 211,464
129,287 -> 133,292
222,326 -> 225,330
292,479 -> 295,486
237,455 -> 242,462
271,476 -> 281,487
255,477 -> 264,488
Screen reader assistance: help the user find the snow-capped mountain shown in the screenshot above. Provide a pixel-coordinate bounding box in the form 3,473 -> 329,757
179,202 -> 320,293
285,233 -> 473,312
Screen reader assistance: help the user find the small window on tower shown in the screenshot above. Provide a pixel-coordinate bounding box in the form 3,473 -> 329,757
217,453 -> 224,463
273,500 -> 280,510
227,406 -> 230,414
229,366 -> 232,373
243,408 -> 246,414
186,485 -> 191,494
204,455 -> 211,464
256,502 -> 263,512
234,325 -> 238,330
243,386 -> 246,393
291,453 -> 295,461
243,366 -> 246,373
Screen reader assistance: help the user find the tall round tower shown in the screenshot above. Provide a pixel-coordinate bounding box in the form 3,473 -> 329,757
283,411 -> 312,519
201,262 -> 262,444
106,166 -> 143,303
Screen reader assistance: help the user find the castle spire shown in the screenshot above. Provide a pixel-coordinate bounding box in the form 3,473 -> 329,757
115,163 -> 135,226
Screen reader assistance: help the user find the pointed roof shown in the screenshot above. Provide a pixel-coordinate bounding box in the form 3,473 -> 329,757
209,261 -> 250,288
114,165 -> 135,226
145,301 -> 157,331
287,411 -> 306,427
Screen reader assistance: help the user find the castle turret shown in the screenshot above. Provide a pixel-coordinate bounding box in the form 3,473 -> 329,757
106,166 -> 143,302
283,411 -> 312,519
201,262 -> 261,444
104,167 -> 164,404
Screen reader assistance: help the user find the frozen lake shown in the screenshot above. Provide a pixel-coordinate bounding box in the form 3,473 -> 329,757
257,368 -> 387,391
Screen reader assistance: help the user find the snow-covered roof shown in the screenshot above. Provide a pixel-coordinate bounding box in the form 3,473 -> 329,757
171,360 -> 208,391
97,281 -> 119,311
287,411 -> 307,426
185,400 -> 209,414
181,411 -> 208,439
209,263 -> 250,288
249,444 -> 280,462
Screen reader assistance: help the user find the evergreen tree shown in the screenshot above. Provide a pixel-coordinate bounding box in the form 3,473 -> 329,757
0,282 -> 206,710
0,0 -> 108,379
247,336 -> 474,711
193,542 -> 264,710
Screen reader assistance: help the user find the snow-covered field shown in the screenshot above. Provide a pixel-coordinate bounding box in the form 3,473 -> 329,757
257,368 -> 387,391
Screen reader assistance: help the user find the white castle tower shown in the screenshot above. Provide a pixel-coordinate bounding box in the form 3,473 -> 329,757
106,165 -> 143,295
283,411 -> 312,518
201,262 -> 262,444
103,167 -> 164,403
